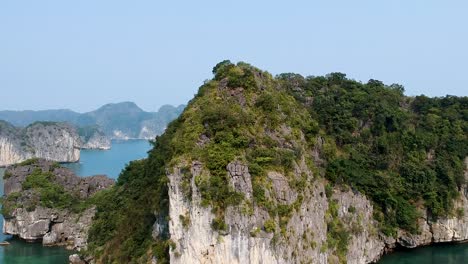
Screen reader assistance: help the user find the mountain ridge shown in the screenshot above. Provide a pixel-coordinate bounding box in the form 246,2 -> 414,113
0,103 -> 185,140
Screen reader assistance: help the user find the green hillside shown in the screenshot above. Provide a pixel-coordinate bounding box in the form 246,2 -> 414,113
84,61 -> 467,263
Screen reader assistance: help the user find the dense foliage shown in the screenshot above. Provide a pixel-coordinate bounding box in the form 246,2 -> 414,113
86,141 -> 173,263
22,168 -> 80,210
84,61 -> 467,262
1,165 -> 83,217
280,73 -> 468,234
86,61 -> 316,262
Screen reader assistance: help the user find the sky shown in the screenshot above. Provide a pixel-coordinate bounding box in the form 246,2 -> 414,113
0,0 -> 467,112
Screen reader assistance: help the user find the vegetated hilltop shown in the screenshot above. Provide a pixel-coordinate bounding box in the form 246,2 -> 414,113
0,103 -> 185,140
57,61 -> 468,263
0,121 -> 81,166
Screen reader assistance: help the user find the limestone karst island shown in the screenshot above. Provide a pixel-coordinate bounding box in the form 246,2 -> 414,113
1,2 -> 467,264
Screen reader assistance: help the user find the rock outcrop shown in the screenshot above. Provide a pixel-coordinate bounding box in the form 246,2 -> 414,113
2,159 -> 114,251
65,62 -> 467,264
166,158 -> 468,264
78,126 -> 111,150
4,207 -> 96,250
0,121 -> 81,167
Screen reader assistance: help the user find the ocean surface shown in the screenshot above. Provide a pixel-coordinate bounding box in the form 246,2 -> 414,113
63,139 -> 152,178
0,139 -> 152,264
1,139 -> 467,263
378,243 -> 468,263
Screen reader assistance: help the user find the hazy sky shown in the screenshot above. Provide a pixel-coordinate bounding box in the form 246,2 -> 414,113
1,0 -> 467,112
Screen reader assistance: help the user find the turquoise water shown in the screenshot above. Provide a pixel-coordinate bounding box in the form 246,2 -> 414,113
64,139 -> 152,178
378,243 -> 468,264
0,140 -> 152,263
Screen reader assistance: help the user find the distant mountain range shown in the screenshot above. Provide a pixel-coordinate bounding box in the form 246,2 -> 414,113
0,102 -> 185,139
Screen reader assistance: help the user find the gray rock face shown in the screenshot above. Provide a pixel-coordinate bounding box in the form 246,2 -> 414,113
3,206 -> 96,250
4,159 -> 114,198
79,127 -> 111,150
2,159 -> 114,251
164,157 -> 468,264
227,161 -> 253,200
81,133 -> 110,150
0,121 -> 81,167
69,254 -> 87,264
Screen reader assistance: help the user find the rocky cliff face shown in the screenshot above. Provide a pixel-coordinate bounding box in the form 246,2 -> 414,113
4,207 -> 96,250
166,159 -> 377,264
2,159 -> 114,251
70,62 -> 466,264
166,158 -> 468,264
0,121 -> 81,167
79,126 -> 111,150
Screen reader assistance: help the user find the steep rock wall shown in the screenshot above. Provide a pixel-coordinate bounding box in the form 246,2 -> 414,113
0,136 -> 30,167
81,132 -> 111,150
3,206 -> 95,251
165,158 -> 468,264
0,121 -> 81,166
24,123 -> 81,163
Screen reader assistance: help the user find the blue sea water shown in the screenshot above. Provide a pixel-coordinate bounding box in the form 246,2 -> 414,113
0,140 -> 152,263
63,139 -> 152,179
378,243 -> 468,264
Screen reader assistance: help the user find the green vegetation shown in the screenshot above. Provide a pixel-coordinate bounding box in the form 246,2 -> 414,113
179,214 -> 191,229
0,192 -> 21,217
264,219 -> 276,233
86,157 -> 170,264
279,73 -> 467,235
211,217 -> 228,232
18,158 -> 39,166
1,165 -> 86,217
85,61 -> 315,262
326,199 -> 350,264
81,61 -> 466,262
3,171 -> 13,179
22,168 -> 81,210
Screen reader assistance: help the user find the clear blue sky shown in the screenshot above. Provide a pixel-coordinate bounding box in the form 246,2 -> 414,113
1,0 -> 467,112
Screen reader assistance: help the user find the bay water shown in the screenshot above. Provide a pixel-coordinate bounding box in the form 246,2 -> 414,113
378,243 -> 468,263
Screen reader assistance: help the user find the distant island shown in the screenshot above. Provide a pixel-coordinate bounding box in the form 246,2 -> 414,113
0,103 -> 185,166
0,102 -> 185,140
0,121 -> 81,167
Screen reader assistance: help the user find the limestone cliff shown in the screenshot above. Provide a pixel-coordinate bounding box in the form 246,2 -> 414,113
81,132 -> 111,150
0,121 -> 81,166
166,158 -> 468,264
2,159 -> 114,251
78,126 -> 111,150
75,61 -> 467,264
